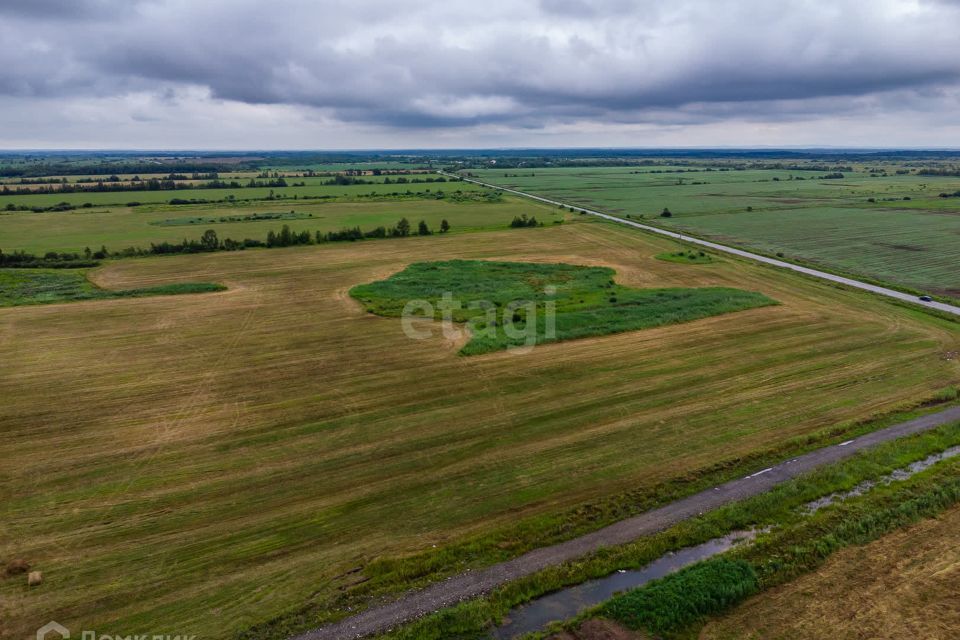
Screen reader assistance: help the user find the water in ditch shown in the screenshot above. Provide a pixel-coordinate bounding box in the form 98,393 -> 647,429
491,529 -> 757,639
803,444 -> 960,514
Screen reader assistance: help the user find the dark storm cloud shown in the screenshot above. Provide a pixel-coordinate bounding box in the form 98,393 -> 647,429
0,0 -> 153,20
2,0 -> 960,139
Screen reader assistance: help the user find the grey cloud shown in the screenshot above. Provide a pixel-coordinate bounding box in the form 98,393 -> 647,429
1,0 -> 960,144
0,0 -> 154,20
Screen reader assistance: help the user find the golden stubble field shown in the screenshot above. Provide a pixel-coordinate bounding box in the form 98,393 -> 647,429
700,504 -> 960,640
1,219 -> 958,638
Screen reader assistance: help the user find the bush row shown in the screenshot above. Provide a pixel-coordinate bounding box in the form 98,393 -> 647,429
600,558 -> 758,635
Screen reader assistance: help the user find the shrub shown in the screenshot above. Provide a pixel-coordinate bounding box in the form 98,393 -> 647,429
601,558 -> 758,635
509,214 -> 539,228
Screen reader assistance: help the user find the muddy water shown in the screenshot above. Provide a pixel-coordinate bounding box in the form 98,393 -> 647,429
491,530 -> 758,639
803,445 -> 960,514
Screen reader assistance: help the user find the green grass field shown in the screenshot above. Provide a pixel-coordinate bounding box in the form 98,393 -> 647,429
2,218 -> 958,639
0,178 -> 482,208
351,260 -> 773,354
0,194 -> 558,254
660,206 -> 960,297
470,166 -> 960,297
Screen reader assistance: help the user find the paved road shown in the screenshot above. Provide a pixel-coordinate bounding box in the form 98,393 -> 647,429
442,172 -> 960,318
295,405 -> 960,640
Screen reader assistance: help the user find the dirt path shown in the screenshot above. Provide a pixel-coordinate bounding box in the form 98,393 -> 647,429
294,404 -> 960,640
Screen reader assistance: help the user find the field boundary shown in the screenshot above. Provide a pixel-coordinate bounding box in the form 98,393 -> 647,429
442,172 -> 960,318
293,405 -> 960,640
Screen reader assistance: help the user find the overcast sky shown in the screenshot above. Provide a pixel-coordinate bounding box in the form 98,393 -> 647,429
2,0 -> 960,150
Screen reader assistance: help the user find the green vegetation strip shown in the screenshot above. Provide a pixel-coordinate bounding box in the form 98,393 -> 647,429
600,558 -> 758,635
655,249 -> 715,264
349,260 -> 775,354
150,211 -> 318,226
0,269 -> 225,307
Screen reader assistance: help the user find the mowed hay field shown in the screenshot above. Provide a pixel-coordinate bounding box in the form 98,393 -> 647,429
701,504 -> 960,640
1,219 -> 959,638
471,167 -> 960,297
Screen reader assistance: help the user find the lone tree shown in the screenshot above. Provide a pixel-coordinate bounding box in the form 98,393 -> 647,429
395,217 -> 411,237
200,229 -> 219,251
279,224 -> 293,246
418,220 -> 431,236
439,219 -> 450,233
661,208 -> 673,218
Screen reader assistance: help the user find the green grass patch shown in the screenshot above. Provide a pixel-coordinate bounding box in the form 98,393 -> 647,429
0,195 -> 556,254
0,268 -> 225,307
150,211 -> 318,226
655,250 -> 715,264
349,260 -> 775,354
600,558 -> 758,635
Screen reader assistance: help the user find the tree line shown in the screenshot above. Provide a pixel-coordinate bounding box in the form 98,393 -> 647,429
0,176 -> 297,196
145,219 -> 450,255
919,168 -> 960,177
0,218 -> 455,267
0,162 -> 230,179
1,187 -> 476,213
0,248 -> 98,268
